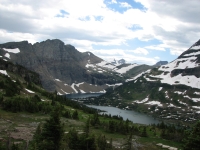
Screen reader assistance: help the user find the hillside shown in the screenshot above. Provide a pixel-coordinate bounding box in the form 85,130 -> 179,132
0,59 -> 190,150
86,39 -> 200,125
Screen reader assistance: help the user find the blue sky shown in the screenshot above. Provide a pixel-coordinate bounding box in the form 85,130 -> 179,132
0,0 -> 199,65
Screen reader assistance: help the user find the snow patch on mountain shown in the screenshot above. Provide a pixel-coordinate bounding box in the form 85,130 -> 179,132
61,89 -> 69,94
178,100 -> 187,106
168,103 -> 177,108
80,89 -> 86,93
0,70 -> 9,77
55,79 -> 62,82
146,47 -> 200,89
191,98 -> 200,102
194,92 -> 200,95
98,90 -> 106,93
86,60 -> 140,75
192,106 -> 200,109
97,61 -> 116,70
76,82 -> 84,87
126,69 -> 151,82
85,63 -> 95,68
114,64 -> 139,74
71,83 -> 78,93
4,53 -> 10,59
184,51 -> 200,56
106,83 -> 123,87
150,73 -> 200,89
159,87 -> 163,91
25,88 -> 35,93
134,97 -> 149,104
174,91 -> 184,95
145,101 -> 163,107
3,48 -> 20,53
189,45 -> 200,50
159,56 -> 198,72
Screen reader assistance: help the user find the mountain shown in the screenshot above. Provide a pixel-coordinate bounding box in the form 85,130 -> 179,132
153,61 -> 168,66
88,39 -> 200,124
0,39 -> 152,94
110,59 -> 126,65
0,58 -> 42,97
0,39 -> 115,93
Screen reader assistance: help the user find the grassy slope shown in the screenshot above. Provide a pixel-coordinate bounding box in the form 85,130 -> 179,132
0,108 -> 183,150
0,62 -> 184,150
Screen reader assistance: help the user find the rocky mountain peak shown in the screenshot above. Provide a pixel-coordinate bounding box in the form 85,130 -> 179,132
190,39 -> 200,48
110,59 -> 126,65
0,39 -> 118,93
153,61 -> 168,67
118,59 -> 126,64
179,39 -> 200,58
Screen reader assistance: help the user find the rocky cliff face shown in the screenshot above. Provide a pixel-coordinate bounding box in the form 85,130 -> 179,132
0,59 -> 41,86
0,39 -> 120,92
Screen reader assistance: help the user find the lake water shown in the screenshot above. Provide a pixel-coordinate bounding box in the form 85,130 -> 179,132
87,105 -> 160,125
66,93 -> 160,125
65,93 -> 104,99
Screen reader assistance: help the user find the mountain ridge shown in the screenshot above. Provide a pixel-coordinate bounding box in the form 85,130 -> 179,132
1,39 -> 143,94
0,39 -> 105,92
85,39 -> 200,124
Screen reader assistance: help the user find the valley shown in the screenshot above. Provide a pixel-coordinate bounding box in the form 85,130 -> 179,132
0,39 -> 200,149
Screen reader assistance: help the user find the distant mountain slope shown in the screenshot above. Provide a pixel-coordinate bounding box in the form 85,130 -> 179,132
145,39 -> 200,89
0,39 -> 152,94
153,61 -> 168,66
90,39 -> 200,124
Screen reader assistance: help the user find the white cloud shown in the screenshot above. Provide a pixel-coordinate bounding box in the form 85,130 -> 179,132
90,48 -> 156,65
145,45 -> 166,51
135,0 -> 200,55
133,47 -> 148,55
0,0 -> 200,65
111,0 -> 117,4
120,2 -> 132,8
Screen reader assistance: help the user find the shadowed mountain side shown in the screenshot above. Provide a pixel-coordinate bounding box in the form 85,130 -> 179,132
0,39 -> 125,92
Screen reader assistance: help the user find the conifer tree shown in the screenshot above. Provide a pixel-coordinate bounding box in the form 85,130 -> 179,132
108,120 -> 115,133
72,110 -> 79,120
29,123 -> 42,150
38,106 -> 64,150
141,126 -> 147,137
97,135 -> 107,150
84,117 -> 90,136
67,128 -> 79,149
108,138 -> 113,149
91,112 -> 100,127
184,121 -> 200,150
123,133 -> 133,150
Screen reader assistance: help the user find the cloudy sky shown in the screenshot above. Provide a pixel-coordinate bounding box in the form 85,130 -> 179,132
0,0 -> 200,65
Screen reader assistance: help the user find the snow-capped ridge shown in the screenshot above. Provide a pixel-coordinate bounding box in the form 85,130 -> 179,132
96,60 -> 139,74
144,39 -> 200,89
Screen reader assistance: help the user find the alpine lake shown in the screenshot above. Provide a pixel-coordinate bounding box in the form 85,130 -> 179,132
65,93 -> 160,125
